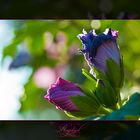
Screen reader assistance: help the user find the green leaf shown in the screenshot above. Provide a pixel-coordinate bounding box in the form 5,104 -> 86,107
124,115 -> 140,120
19,74 -> 47,112
27,35 -> 44,55
98,93 -> 140,120
2,44 -> 17,59
2,30 -> 26,60
31,52 -> 58,69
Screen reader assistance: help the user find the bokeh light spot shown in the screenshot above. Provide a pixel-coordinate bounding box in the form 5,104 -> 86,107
91,20 -> 101,29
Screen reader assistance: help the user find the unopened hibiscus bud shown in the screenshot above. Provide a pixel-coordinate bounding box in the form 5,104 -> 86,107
78,28 -> 124,89
45,77 -> 111,118
44,77 -> 84,112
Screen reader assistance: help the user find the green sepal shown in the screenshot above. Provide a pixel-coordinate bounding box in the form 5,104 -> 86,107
64,95 -> 110,119
95,80 -> 118,109
91,66 -> 108,81
81,68 -> 98,99
82,68 -> 97,82
106,58 -> 124,89
78,84 -> 98,101
80,68 -> 97,96
120,56 -> 124,88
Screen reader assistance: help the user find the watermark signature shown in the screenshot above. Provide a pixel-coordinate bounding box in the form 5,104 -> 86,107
57,122 -> 88,137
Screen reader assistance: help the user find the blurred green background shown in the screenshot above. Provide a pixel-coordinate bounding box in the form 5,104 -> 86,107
0,20 -> 140,120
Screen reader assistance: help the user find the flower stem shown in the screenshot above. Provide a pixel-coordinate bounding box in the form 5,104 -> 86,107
98,106 -> 112,115
116,88 -> 122,108
118,92 -> 122,108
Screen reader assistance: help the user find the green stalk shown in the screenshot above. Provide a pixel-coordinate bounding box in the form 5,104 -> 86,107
98,105 -> 112,115
116,88 -> 122,108
118,92 -> 122,108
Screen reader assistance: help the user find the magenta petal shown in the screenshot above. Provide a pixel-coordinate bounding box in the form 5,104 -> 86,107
44,77 -> 85,112
111,30 -> 118,39
104,28 -> 118,39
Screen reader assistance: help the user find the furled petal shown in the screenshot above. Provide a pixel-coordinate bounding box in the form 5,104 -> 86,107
77,29 -> 96,53
44,77 -> 84,112
77,28 -> 120,74
93,40 -> 120,72
104,28 -> 118,39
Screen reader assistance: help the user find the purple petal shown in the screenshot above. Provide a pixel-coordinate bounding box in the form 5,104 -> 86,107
104,28 -> 118,39
93,40 -> 120,73
77,28 -> 120,74
77,29 -> 96,50
44,77 -> 85,112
